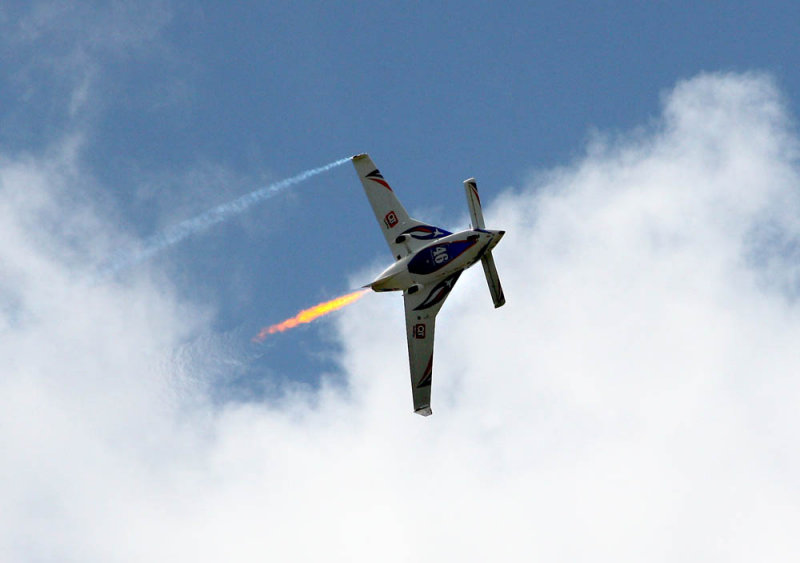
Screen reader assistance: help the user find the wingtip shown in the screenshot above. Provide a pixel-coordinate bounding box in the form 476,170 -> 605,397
352,153 -> 368,161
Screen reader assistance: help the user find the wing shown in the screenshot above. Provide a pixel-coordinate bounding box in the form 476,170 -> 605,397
353,154 -> 450,260
403,271 -> 462,416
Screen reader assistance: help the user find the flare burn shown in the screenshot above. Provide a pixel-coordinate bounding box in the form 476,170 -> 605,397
253,289 -> 368,342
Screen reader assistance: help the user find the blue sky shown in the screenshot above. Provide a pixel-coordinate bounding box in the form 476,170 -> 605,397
3,2 -> 800,560
6,0 -> 797,389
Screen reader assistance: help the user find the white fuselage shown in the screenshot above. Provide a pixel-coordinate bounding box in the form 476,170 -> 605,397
369,229 -> 505,292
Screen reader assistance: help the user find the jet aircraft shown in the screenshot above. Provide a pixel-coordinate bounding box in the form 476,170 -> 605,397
352,154 -> 506,416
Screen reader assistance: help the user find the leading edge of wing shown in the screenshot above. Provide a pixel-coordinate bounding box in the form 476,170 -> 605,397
404,302 -> 436,416
402,271 -> 462,416
352,154 -> 449,259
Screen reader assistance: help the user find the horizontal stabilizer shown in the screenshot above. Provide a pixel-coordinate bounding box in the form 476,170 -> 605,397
464,178 -> 485,230
464,178 -> 506,308
481,251 -> 505,308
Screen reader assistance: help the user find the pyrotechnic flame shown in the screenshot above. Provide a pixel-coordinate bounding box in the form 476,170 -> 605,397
253,289 -> 369,342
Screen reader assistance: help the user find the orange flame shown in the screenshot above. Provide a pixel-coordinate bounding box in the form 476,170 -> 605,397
253,289 -> 369,342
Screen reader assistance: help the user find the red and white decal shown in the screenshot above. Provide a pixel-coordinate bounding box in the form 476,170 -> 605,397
366,169 -> 393,191
470,182 -> 481,204
416,355 -> 433,388
414,323 -> 426,339
384,210 -> 398,228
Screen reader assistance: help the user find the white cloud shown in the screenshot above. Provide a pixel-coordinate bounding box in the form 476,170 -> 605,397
2,72 -> 800,561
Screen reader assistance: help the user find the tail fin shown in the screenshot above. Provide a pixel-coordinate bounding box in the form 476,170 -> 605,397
464,178 -> 506,308
464,178 -> 485,229
480,251 -> 506,308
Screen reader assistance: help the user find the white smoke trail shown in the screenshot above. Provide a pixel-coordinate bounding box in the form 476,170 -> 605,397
99,157 -> 351,278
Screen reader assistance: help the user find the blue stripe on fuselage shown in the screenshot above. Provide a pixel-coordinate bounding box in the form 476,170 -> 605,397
401,224 -> 452,240
407,239 -> 477,275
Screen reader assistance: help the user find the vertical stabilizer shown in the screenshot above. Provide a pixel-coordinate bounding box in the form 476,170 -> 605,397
481,251 -> 506,308
463,178 -> 506,308
464,178 -> 485,229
